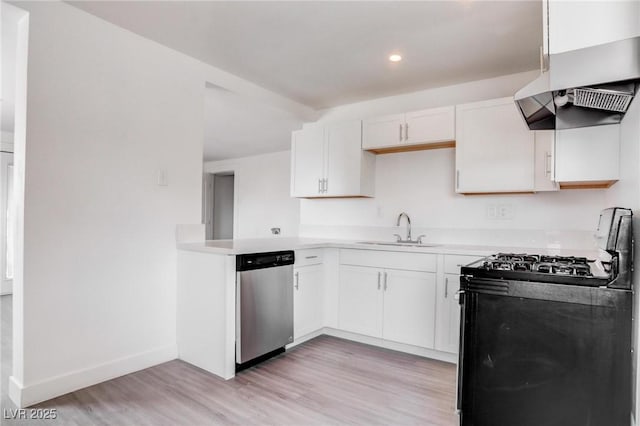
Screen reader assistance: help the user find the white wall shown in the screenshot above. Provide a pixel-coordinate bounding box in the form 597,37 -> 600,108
204,151 -> 299,238
314,70 -> 540,124
606,79 -> 640,424
1,2 -> 19,134
300,71 -> 609,248
11,1 -> 206,407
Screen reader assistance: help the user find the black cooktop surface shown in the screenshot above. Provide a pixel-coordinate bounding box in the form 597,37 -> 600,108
461,253 -> 612,287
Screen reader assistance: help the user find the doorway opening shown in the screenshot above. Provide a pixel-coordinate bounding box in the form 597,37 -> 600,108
203,172 -> 235,240
1,0 -> 29,409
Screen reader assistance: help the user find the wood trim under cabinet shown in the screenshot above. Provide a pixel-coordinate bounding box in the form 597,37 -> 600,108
460,191 -> 535,196
302,195 -> 373,199
365,141 -> 455,155
559,180 -> 617,190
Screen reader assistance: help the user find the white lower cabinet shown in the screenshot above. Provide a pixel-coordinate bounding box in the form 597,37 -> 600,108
293,264 -> 324,339
338,265 -> 437,349
435,254 -> 484,354
338,265 -> 383,337
435,273 -> 462,353
382,269 -> 437,348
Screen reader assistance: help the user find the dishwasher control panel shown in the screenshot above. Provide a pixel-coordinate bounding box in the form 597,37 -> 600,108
236,251 -> 295,271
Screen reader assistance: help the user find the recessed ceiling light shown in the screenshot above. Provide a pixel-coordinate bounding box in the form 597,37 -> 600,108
389,54 -> 402,62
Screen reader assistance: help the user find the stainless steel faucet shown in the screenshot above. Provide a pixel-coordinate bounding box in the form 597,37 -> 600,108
393,212 -> 426,244
395,212 -> 412,242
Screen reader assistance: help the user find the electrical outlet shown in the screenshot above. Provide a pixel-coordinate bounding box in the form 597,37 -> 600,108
486,205 -> 498,220
497,204 -> 515,220
157,169 -> 168,186
487,204 -> 515,220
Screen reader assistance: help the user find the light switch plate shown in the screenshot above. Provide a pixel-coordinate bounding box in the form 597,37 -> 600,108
157,169 -> 168,186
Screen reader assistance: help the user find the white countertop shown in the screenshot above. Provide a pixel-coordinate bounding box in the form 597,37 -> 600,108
177,237 -> 601,259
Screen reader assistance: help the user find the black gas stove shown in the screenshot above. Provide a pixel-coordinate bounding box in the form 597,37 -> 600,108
457,208 -> 633,426
461,252 -> 611,287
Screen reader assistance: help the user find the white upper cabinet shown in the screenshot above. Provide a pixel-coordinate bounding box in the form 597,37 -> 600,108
554,125 -> 620,187
547,0 -> 640,54
291,125 -> 325,197
362,114 -> 405,150
363,106 -> 455,152
291,120 -> 375,198
455,97 -> 535,194
404,107 -> 456,146
534,130 -> 559,192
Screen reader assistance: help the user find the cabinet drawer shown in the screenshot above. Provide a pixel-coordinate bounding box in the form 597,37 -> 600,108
295,249 -> 324,267
444,255 -> 485,274
340,249 -> 436,272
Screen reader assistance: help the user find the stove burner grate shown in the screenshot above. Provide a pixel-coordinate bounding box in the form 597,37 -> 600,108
483,253 -> 594,277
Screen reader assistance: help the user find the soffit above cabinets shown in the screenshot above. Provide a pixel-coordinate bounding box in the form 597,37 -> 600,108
68,1 -> 542,109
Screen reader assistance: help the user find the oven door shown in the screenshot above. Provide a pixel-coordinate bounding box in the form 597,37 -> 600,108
458,278 -> 631,426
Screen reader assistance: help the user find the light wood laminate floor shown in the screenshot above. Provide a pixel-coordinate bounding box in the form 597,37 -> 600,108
1,295 -> 457,425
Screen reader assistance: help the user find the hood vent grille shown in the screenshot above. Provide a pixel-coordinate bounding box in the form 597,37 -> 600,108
573,87 -> 633,112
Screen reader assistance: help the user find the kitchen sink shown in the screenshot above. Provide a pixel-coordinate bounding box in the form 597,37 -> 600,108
356,241 -> 441,248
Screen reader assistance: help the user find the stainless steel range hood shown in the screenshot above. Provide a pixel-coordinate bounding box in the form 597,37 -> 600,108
515,36 -> 640,130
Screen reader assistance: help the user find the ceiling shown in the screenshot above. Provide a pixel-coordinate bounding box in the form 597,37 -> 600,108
66,1 -> 542,161
68,1 -> 542,110
204,85 -> 302,161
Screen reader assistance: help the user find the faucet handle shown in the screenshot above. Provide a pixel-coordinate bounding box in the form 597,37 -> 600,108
393,233 -> 402,242
416,235 -> 426,244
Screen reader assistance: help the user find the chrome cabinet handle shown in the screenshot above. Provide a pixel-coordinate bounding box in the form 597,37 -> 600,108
544,151 -> 551,176
545,152 -> 552,177
305,255 -> 318,259
404,123 -> 409,141
377,271 -> 381,290
383,272 -> 388,291
324,178 -> 328,193
445,277 -> 449,298
456,170 -> 460,190
295,272 -> 299,290
318,179 -> 322,194
399,123 -> 403,142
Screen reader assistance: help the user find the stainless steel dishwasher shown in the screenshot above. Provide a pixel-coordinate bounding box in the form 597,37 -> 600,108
236,251 -> 294,369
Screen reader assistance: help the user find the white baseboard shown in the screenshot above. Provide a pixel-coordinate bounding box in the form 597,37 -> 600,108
286,329 -> 325,349
10,344 -> 177,408
323,328 -> 458,364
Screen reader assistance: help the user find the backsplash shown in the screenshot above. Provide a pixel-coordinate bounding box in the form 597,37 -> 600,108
298,224 -> 596,250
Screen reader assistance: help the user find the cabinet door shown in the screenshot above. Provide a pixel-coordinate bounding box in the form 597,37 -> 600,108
435,273 -> 461,354
555,125 -> 620,184
291,126 -> 325,197
548,1 -> 640,54
405,106 -> 455,146
455,98 -> 534,193
362,114 -> 405,149
534,130 -> 559,192
294,264 -> 324,339
325,120 -> 363,196
338,265 -> 383,337
382,270 -> 437,349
